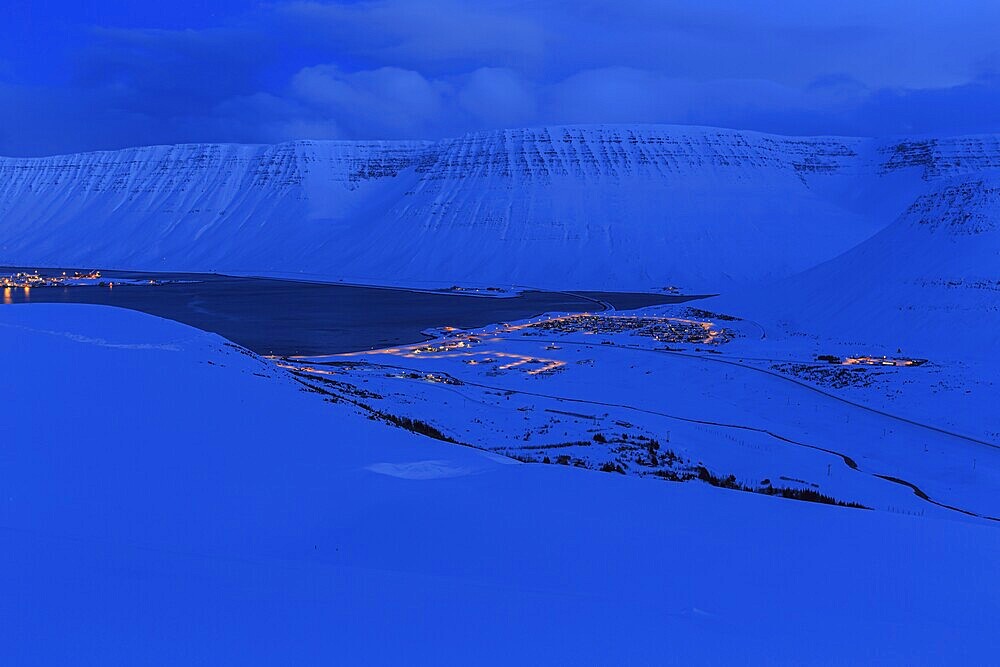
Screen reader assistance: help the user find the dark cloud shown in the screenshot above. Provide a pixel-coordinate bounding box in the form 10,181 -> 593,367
273,1 -> 546,73
3,0 -> 1000,155
74,26 -> 270,114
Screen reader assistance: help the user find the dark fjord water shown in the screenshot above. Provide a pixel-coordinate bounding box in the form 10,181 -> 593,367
1,270 -> 706,356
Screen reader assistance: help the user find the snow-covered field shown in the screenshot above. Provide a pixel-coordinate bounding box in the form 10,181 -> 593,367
284,303 -> 999,523
2,304 -> 998,664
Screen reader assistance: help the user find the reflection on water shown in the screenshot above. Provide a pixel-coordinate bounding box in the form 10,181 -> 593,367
8,286 -> 32,303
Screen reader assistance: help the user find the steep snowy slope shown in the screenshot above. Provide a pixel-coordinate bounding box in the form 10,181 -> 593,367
0,140 -> 429,274
740,136 -> 1000,358
336,126 -> 885,288
2,304 -> 998,664
0,125 -> 897,290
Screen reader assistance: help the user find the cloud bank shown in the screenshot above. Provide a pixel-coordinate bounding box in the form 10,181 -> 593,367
2,0 -> 1000,155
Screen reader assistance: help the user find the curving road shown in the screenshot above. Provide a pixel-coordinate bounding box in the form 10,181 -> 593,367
288,357 -> 999,523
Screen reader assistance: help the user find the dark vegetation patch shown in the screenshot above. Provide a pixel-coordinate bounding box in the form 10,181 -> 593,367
695,466 -> 868,509
516,441 -> 591,451
370,411 -> 457,443
288,374 -> 458,444
223,342 -> 258,358
771,362 -> 886,389
685,307 -> 740,322
290,370 -> 383,399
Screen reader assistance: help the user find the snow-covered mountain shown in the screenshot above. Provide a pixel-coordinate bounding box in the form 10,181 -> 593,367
734,137 -> 1000,357
0,124 -> 926,290
3,125 -> 999,296
0,140 -> 430,279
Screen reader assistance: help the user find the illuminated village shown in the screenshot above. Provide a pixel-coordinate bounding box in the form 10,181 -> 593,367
0,270 -> 169,298
516,312 -> 733,345
816,353 -> 928,367
0,269 -> 103,288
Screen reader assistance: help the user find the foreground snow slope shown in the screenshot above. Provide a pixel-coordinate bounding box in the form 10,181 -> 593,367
1,124 -> 962,291
2,304 -> 998,664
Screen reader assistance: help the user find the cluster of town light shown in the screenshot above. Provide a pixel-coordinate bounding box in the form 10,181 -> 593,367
0,270 -> 102,288
282,311 -> 736,383
842,356 -> 927,367
513,312 -> 729,345
816,353 -> 927,367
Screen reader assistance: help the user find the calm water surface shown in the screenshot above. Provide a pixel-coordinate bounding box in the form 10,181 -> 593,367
1,269 -> 706,355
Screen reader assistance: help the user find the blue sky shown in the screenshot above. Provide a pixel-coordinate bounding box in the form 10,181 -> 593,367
2,1 -> 999,155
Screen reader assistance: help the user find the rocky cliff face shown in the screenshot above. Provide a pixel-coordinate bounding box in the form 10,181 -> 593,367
740,163 -> 1000,356
1,125 -> 998,290
879,136 -> 1000,179
416,126 -> 862,181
